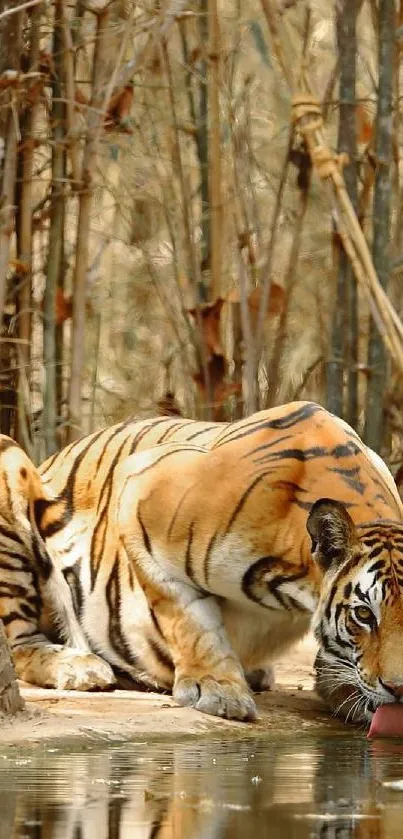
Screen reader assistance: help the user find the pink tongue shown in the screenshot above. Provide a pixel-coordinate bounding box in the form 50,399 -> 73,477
368,704 -> 403,739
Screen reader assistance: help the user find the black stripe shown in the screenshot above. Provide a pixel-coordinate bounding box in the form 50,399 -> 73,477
354,583 -> 371,604
31,534 -> 52,580
106,556 -> 138,666
185,423 -> 222,441
128,417 -> 177,454
2,611 -> 25,626
185,522 -> 196,583
240,434 -> 292,460
63,564 -> 83,617
0,582 -> 31,597
367,559 -> 386,574
138,506 -> 152,555
368,544 -> 384,560
242,555 -> 309,611
214,403 -> 322,449
330,442 -> 361,459
329,466 -> 366,495
167,483 -> 196,539
19,601 -> 38,619
224,471 -> 272,534
133,446 -> 204,477
0,550 -> 31,565
253,446 -> 326,465
90,438 -> 131,589
203,533 -> 217,585
148,637 -> 174,673
0,525 -> 23,546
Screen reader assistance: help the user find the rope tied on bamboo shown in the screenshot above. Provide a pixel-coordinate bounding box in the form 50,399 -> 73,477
290,94 -> 403,372
292,94 -> 349,183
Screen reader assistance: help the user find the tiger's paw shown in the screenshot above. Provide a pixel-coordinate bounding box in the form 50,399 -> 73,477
15,647 -> 116,691
173,674 -> 257,721
246,666 -> 275,693
48,650 -> 117,691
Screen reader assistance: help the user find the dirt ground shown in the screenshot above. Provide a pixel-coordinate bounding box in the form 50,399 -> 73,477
0,635 -> 346,746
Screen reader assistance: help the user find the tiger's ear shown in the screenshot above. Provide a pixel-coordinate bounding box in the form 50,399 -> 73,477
306,498 -> 358,573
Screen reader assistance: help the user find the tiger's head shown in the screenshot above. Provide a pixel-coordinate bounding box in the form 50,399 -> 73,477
307,498 -> 403,725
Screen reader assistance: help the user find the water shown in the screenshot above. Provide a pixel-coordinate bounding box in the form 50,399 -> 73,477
2,733 -> 403,838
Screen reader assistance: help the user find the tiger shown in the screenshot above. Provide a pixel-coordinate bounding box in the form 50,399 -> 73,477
31,400 -> 403,725
2,401 -> 403,727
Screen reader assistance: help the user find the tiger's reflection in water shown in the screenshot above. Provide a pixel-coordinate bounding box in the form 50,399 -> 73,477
3,737 -> 403,839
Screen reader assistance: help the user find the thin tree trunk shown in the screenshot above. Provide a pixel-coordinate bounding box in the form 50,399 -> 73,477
208,0 -> 222,301
327,0 -> 359,423
67,7 -> 111,442
364,0 -> 395,450
0,619 -> 23,714
0,1 -> 23,323
0,1 -> 24,435
43,0 -> 64,456
179,13 -> 209,301
15,2 -> 43,447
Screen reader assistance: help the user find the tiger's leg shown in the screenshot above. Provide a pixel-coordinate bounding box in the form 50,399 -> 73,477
0,547 -> 116,691
124,555 -> 257,721
12,638 -> 116,691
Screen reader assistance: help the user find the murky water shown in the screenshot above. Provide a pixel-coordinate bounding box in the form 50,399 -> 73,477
2,733 -> 403,838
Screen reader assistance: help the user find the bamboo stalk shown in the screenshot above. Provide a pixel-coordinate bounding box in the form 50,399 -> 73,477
208,0 -> 222,301
61,5 -> 81,187
259,0 -> 403,375
67,7 -> 111,441
43,0 -> 65,456
16,1 -> 43,448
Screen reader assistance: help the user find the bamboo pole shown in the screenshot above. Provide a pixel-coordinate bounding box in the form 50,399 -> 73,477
260,0 -> 403,374
208,0 -> 222,301
67,7 -> 111,442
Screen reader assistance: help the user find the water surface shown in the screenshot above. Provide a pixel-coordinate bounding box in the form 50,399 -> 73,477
2,732 -> 403,837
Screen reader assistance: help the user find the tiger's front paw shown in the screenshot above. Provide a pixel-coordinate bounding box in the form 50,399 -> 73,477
15,647 -> 116,691
173,673 -> 257,721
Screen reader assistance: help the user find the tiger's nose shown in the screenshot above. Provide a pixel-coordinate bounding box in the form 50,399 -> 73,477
383,681 -> 403,698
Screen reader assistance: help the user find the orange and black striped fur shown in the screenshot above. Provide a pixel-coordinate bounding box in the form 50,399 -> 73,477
0,436 -> 114,689
2,401 -> 403,724
34,402 -> 403,723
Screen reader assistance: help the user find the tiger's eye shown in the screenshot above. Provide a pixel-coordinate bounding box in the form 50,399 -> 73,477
353,605 -> 374,624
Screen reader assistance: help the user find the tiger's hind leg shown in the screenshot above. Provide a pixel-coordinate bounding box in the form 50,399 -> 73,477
12,639 -> 116,691
0,443 -> 116,691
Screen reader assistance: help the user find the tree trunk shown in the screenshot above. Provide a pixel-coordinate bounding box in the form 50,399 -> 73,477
364,0 -> 395,450
180,13 -> 210,302
208,0 -> 222,302
0,1 -> 24,436
15,3 -> 43,450
43,0 -> 65,457
0,619 -> 23,715
0,0 -> 23,323
327,0 -> 359,422
67,8 -> 111,442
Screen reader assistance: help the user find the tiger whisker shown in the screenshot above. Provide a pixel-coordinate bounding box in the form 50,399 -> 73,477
334,688 -> 361,719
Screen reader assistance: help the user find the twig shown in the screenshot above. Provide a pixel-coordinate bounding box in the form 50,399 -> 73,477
0,0 -> 42,20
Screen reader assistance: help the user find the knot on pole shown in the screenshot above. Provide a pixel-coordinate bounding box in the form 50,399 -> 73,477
292,95 -> 349,182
